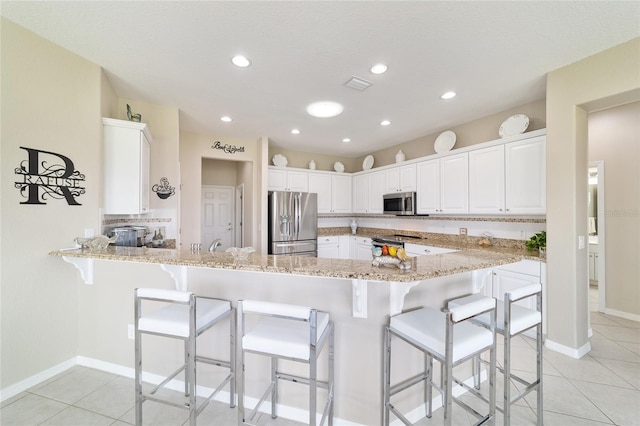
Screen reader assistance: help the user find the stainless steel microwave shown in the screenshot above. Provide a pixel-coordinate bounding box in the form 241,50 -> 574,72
383,192 -> 416,215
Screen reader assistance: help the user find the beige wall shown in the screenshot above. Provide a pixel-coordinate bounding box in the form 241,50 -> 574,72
1,19 -> 102,388
268,146 -> 361,173
588,101 -> 640,316
361,99 -> 547,168
202,158 -> 239,186
179,132 -> 261,250
546,37 -> 640,355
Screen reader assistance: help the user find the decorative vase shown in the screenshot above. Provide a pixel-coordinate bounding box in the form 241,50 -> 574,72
395,150 -> 405,163
350,219 -> 358,235
308,160 -> 316,170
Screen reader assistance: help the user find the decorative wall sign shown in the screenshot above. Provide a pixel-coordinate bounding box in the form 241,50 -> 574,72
14,146 -> 86,205
211,140 -> 245,154
152,177 -> 175,199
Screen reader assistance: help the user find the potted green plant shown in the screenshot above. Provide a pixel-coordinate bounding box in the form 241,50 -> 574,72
526,231 -> 546,256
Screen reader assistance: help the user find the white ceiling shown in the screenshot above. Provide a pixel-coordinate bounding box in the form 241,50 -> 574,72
2,1 -> 639,157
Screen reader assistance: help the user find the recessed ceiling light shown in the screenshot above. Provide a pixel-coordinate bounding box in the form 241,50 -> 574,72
231,55 -> 251,67
370,63 -> 388,74
306,101 -> 344,118
220,116 -> 232,122
441,91 -> 456,100
380,120 -> 391,126
291,129 -> 300,134
342,138 -> 351,143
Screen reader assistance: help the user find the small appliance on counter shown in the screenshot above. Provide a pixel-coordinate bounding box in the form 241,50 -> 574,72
109,225 -> 148,247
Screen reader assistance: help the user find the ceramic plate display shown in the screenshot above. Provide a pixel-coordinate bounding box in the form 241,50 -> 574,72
334,161 -> 345,173
362,155 -> 374,171
499,114 -> 529,137
272,154 -> 288,167
434,130 -> 456,153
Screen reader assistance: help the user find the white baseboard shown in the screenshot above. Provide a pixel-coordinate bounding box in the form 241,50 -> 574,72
0,357 -> 77,402
2,356 -> 364,426
545,339 -> 591,359
604,308 -> 640,323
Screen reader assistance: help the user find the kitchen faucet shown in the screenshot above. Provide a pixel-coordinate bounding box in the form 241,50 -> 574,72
209,238 -> 222,253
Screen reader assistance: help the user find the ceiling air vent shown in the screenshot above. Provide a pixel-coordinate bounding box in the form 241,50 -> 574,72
344,76 -> 372,91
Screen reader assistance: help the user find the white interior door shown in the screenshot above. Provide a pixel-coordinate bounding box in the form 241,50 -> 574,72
202,186 -> 234,250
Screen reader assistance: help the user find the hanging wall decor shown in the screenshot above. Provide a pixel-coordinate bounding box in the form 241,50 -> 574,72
211,140 -> 245,154
14,146 -> 86,205
152,177 -> 175,199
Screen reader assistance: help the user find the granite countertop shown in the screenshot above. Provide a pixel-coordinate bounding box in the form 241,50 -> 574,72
50,245 -> 524,283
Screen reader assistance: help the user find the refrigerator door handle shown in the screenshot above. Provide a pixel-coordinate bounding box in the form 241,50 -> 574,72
275,242 -> 314,247
294,194 -> 301,237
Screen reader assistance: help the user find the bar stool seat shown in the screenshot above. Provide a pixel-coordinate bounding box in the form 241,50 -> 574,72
134,288 -> 236,426
448,284 -> 543,426
384,297 -> 497,426
238,300 -> 334,426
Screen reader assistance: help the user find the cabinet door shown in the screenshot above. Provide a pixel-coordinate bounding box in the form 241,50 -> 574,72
440,153 -> 469,214
308,173 -> 332,213
352,174 -> 369,213
385,168 -> 400,193
103,119 -> 151,215
399,164 -> 417,192
357,243 -> 372,260
268,169 -> 287,191
287,171 -> 309,192
339,236 -> 351,259
505,137 -> 546,214
331,175 -> 352,213
416,159 -> 440,214
469,145 -> 505,214
368,171 -> 385,213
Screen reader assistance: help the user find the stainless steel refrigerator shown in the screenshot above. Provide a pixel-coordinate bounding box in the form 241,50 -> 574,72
268,191 -> 318,256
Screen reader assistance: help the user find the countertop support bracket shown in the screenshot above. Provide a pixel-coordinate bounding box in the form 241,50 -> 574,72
62,256 -> 94,284
389,280 -> 421,316
351,279 -> 368,318
160,264 -> 188,291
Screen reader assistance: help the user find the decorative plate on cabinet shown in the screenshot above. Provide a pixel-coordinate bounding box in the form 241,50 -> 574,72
272,154 -> 288,167
333,161 -> 345,173
362,155 -> 374,170
499,114 -> 529,137
434,130 -> 456,153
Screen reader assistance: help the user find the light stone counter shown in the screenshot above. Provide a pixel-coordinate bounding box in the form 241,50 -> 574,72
49,245 -> 521,283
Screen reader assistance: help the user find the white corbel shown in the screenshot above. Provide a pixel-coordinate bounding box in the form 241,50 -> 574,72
62,256 -> 94,284
351,279 -> 368,318
389,280 -> 421,316
160,264 -> 189,291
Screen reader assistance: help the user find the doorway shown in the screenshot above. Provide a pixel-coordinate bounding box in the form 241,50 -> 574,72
201,185 -> 234,250
588,161 -> 606,318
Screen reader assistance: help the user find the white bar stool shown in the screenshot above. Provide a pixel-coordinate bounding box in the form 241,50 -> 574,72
134,288 -> 236,426
237,300 -> 334,426
448,284 -> 543,425
383,297 -> 497,426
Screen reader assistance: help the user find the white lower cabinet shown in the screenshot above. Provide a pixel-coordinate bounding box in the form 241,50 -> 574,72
490,260 -> 545,337
589,244 -> 599,284
317,236 -> 340,259
355,237 -> 372,260
404,243 -> 458,256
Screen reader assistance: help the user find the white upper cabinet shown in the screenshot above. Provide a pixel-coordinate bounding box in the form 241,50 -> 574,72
309,171 -> 351,213
505,136 -> 546,214
469,145 -> 505,214
268,168 -> 309,192
103,118 -> 152,215
416,159 -> 440,213
384,164 -> 417,194
353,170 -> 385,213
418,154 -> 468,214
440,153 -> 469,213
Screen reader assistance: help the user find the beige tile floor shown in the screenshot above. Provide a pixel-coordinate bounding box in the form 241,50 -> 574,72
2,286 -> 638,425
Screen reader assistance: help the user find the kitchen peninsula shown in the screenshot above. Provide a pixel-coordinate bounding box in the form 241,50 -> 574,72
49,244 -> 530,424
